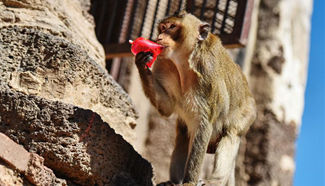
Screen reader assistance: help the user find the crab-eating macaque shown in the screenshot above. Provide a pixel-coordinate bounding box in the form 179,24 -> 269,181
134,11 -> 256,186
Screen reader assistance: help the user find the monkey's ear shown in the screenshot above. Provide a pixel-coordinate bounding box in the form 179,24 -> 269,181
198,23 -> 210,41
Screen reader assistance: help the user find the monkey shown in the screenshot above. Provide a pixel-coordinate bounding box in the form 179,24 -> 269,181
134,11 -> 256,186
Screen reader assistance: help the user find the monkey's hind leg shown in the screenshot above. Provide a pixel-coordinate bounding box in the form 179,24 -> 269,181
170,119 -> 190,184
209,134 -> 240,186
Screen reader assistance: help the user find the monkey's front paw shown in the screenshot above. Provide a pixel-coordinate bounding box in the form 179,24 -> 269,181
157,181 -> 181,186
135,51 -> 153,68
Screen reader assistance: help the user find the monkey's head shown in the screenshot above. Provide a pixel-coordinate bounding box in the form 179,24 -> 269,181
157,11 -> 210,61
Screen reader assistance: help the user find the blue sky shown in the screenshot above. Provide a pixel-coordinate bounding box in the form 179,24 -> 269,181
294,0 -> 325,185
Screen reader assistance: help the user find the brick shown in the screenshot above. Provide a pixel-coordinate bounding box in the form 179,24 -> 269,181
0,133 -> 30,172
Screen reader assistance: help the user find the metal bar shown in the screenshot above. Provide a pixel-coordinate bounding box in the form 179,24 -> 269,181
238,0 -> 253,46
98,0 -> 255,60
150,0 -> 161,40
191,0 -> 195,13
110,58 -> 122,80
211,0 -> 221,33
139,0 -> 149,37
186,0 -> 194,13
220,0 -> 231,34
228,0 -> 246,40
199,0 -> 208,19
177,0 -> 184,12
115,0 -> 128,42
165,0 -> 172,16
127,0 -> 138,40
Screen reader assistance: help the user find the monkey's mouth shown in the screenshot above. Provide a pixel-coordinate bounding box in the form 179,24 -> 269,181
158,43 -> 167,47
156,40 -> 168,48
160,45 -> 168,50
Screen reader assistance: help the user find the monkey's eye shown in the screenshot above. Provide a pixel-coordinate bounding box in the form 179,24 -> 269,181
169,24 -> 176,29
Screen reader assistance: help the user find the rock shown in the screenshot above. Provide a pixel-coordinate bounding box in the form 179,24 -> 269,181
0,0 -> 105,68
26,153 -> 67,186
237,0 -> 313,185
0,133 -> 30,173
0,162 -> 27,186
0,132 -> 66,185
0,0 -> 137,144
0,85 -> 153,185
0,0 -> 154,185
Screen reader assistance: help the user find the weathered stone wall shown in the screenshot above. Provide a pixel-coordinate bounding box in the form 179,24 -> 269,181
0,86 -> 153,185
238,0 -> 313,185
0,0 -> 153,185
0,0 -> 138,143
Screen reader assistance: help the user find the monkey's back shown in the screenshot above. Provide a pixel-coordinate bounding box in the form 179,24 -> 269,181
189,33 -> 256,135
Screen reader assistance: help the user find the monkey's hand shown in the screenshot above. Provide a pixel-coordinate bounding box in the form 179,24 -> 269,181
135,51 -> 153,69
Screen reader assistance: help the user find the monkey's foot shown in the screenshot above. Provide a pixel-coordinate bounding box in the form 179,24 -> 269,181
196,180 -> 206,186
157,181 -> 181,186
